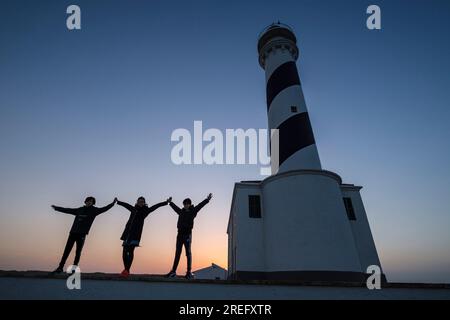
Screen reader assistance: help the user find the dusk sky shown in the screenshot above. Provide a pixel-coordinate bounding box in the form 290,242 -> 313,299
1,0 -> 450,283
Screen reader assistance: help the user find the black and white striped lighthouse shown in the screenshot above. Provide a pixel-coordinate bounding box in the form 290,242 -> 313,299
227,22 -> 384,282
258,23 -> 321,173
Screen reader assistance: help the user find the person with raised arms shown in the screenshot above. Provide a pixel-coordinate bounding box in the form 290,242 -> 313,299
116,196 -> 171,277
166,193 -> 213,279
51,196 -> 117,274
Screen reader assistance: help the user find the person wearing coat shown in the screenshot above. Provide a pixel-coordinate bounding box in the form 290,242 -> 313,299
51,196 -> 117,273
166,193 -> 212,279
117,196 -> 171,277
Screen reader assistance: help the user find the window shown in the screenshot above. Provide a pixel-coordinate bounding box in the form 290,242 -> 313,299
291,106 -> 298,113
343,197 -> 356,220
248,195 -> 261,218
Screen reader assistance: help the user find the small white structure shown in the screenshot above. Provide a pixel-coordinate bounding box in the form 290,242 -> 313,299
227,23 -> 384,282
194,263 -> 228,280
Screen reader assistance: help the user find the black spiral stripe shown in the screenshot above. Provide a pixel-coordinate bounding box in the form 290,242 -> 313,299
266,61 -> 316,167
278,112 -> 315,165
266,61 -> 300,109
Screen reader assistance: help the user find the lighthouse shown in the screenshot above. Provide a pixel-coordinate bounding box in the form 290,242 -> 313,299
227,23 -> 384,282
258,23 -> 321,173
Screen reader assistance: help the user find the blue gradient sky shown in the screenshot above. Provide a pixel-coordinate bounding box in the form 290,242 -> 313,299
1,0 -> 449,282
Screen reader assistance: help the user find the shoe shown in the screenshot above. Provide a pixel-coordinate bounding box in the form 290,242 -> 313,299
120,269 -> 130,278
165,270 -> 176,278
185,272 -> 194,280
50,266 -> 64,275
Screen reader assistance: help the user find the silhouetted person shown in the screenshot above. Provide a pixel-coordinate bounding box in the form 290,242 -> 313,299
51,196 -> 117,273
117,196 -> 171,277
166,193 -> 212,279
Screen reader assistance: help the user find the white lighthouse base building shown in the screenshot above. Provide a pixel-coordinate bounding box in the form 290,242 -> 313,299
227,169 -> 384,283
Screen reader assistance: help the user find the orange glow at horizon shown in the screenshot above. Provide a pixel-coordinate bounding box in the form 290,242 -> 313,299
0,199 -> 229,274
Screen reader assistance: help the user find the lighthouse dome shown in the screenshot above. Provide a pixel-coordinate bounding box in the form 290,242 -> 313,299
257,22 -> 298,68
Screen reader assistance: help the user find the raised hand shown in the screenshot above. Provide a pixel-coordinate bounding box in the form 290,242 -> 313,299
114,197 -> 118,204
167,197 -> 172,204
207,193 -> 212,201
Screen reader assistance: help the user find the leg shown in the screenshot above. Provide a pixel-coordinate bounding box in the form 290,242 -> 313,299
127,246 -> 135,271
123,246 -> 135,272
184,234 -> 192,273
58,234 -> 76,269
122,246 -> 129,271
170,233 -> 184,272
73,234 -> 86,266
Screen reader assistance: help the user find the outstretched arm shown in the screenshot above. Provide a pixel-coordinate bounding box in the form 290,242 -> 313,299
148,200 -> 169,213
96,198 -> 117,215
146,199 -> 170,217
51,205 -> 78,215
117,200 -> 134,212
194,193 -> 212,214
169,200 -> 182,215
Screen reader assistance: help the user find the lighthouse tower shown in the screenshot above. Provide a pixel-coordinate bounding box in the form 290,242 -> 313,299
227,23 -> 384,282
258,23 -> 321,173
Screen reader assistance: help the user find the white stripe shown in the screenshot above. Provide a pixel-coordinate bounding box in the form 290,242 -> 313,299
278,144 -> 322,172
267,85 -> 308,129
